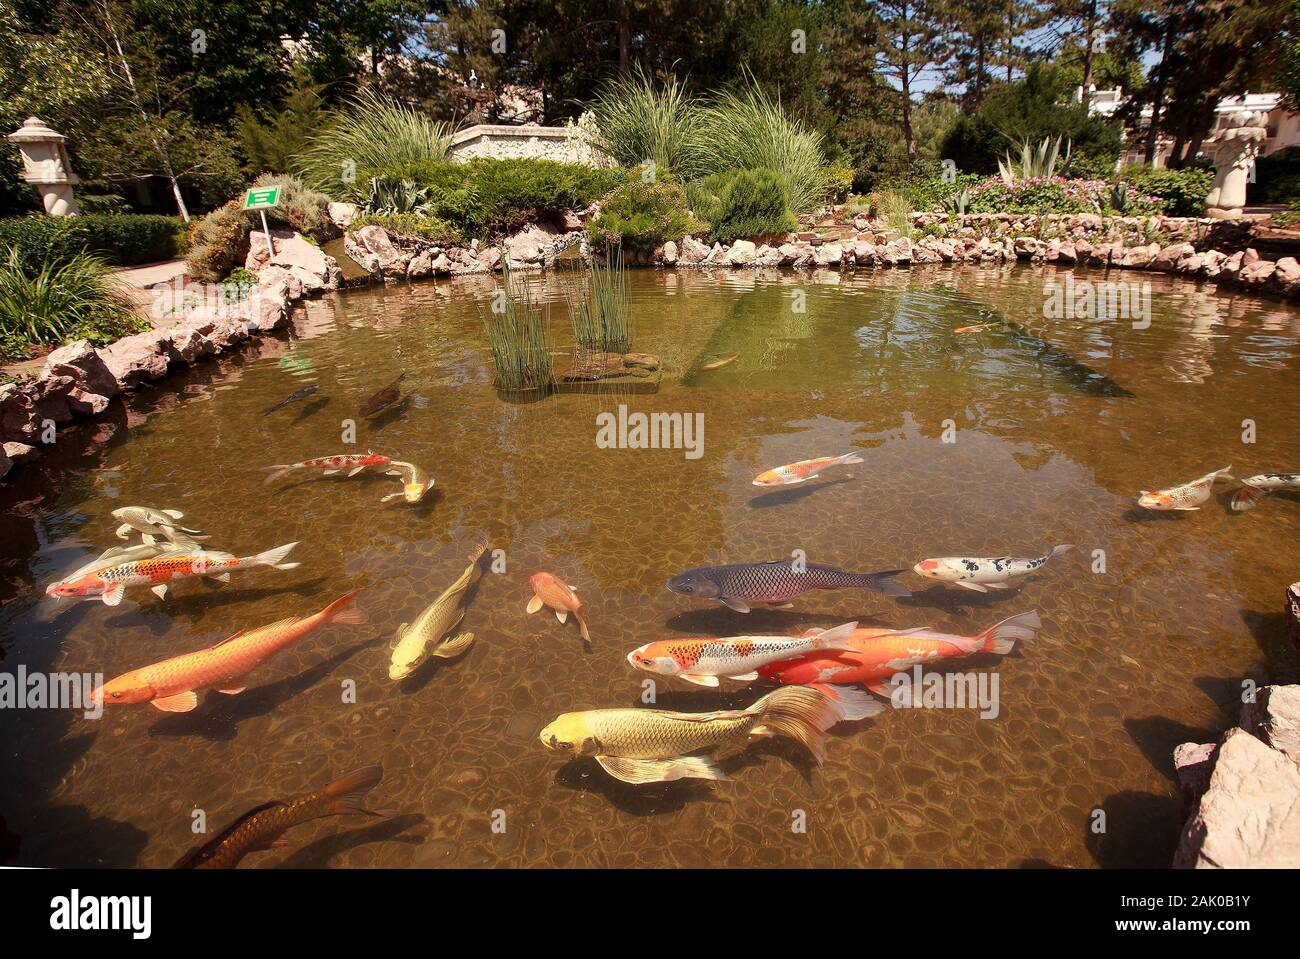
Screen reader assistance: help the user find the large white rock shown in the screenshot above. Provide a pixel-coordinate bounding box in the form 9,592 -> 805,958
1242,685 -> 1300,765
724,239 -> 757,266
1174,728 -> 1300,868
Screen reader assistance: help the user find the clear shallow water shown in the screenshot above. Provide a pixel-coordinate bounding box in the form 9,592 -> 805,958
1,264 -> 1298,868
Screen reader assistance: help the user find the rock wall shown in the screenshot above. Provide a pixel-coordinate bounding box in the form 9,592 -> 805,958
446,124 -> 609,167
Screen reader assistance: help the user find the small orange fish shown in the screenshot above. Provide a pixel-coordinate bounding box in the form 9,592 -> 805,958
753,452 -> 863,487
92,589 -> 367,712
527,572 -> 590,643
954,323 -> 995,334
699,353 -> 740,371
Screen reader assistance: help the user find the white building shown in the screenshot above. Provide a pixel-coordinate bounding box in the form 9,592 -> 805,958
1081,87 -> 1300,168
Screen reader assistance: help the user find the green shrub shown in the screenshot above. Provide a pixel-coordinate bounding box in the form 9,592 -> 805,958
294,88 -> 456,197
0,214 -> 186,274
185,174 -> 335,283
373,158 -> 623,237
588,171 -> 706,252
0,250 -> 147,363
883,172 -> 983,212
867,191 -> 913,237
351,212 -> 462,244
822,163 -> 855,204
686,168 -> 796,243
1254,146 -> 1300,204
1120,165 -> 1213,216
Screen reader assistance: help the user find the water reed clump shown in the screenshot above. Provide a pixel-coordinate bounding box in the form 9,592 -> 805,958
567,245 -> 631,355
481,266 -> 554,392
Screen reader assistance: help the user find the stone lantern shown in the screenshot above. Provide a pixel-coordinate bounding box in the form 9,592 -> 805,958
1205,110 -> 1267,219
7,117 -> 80,216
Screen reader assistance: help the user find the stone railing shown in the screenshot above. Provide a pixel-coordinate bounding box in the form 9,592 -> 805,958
447,124 -> 609,167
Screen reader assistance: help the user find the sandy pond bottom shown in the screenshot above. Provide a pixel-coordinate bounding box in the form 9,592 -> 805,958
1,265 -> 1298,868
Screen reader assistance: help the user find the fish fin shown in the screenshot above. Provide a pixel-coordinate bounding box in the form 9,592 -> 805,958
838,453 -> 864,465
393,623 -> 409,645
866,681 -> 893,698
212,572 -> 232,583
215,686 -> 246,695
101,583 -> 126,606
253,541 -> 300,570
811,621 -> 860,651
432,631 -> 475,659
718,597 -> 751,613
141,533 -> 158,545
955,581 -> 988,592
321,588 -> 367,625
262,465 -> 295,485
746,687 -> 841,764
729,672 -> 759,681
983,582 -> 1010,590
380,491 -> 402,503
678,672 -> 721,688
526,594 -> 544,614
151,691 -> 198,712
810,683 -> 886,721
114,523 -> 132,538
862,569 -> 910,596
322,469 -> 340,475
1231,486 -> 1267,511
162,509 -> 185,519
150,584 -> 169,599
321,764 -> 393,818
976,610 -> 1042,655
555,610 -> 568,624
770,602 -> 795,609
595,755 -> 727,784
1173,506 -> 1200,511
346,466 -> 365,477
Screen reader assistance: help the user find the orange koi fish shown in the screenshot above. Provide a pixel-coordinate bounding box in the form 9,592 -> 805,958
953,323 -> 996,334
263,453 -> 391,484
757,612 -> 1041,696
1138,466 -> 1233,511
46,542 -> 300,606
92,589 -> 367,712
527,572 -> 590,644
753,452 -> 863,487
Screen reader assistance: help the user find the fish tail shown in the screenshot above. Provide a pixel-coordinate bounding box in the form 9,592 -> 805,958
320,764 -> 395,819
855,568 -> 910,596
838,452 -> 864,466
253,541 -> 300,570
811,621 -> 859,651
1231,485 -> 1266,511
809,683 -> 886,721
262,464 -> 297,485
747,686 -> 841,764
977,610 -> 1042,655
1047,544 -> 1074,559
576,609 -> 591,643
321,588 -> 367,626
1213,466 -> 1234,483
467,533 -> 491,563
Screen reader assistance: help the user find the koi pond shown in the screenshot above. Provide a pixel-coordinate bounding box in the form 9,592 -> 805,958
1,264 -> 1298,868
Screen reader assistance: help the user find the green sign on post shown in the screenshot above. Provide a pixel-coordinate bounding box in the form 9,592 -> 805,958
244,187 -> 281,258
244,187 -> 281,210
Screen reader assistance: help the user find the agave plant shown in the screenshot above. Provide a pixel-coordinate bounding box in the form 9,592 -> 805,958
998,135 -> 1072,186
364,176 -> 433,216
944,186 -> 973,217
1108,181 -> 1131,214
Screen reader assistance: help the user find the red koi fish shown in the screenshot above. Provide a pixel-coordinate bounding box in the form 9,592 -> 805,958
757,612 -> 1041,696
264,453 -> 392,484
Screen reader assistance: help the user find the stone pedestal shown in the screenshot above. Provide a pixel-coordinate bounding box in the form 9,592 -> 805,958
1205,112 -> 1267,219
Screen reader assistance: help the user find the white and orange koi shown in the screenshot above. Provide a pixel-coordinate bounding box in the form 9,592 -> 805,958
46,543 -> 300,606
753,452 -> 864,487
627,621 -> 862,687
1138,466 -> 1233,511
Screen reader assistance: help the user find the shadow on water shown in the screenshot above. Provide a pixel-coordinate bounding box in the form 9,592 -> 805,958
663,606 -> 895,634
274,813 -> 425,868
551,758 -> 725,814
1000,321 -> 1134,397
895,583 -> 1024,615
363,395 -> 411,432
747,477 -> 851,509
1086,790 -> 1182,868
146,637 -> 380,742
108,577 -> 334,632
289,396 -> 330,424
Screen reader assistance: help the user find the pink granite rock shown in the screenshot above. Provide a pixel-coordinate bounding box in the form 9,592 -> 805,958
39,339 -> 120,400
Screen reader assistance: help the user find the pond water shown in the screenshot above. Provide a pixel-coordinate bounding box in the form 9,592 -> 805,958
2,264 -> 1298,868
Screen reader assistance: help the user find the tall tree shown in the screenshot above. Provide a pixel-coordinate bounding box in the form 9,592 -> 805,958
874,0 -> 951,159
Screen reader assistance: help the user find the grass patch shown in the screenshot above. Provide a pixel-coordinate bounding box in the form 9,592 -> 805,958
567,245 -> 631,355
481,266 -> 553,392
0,251 -> 147,364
